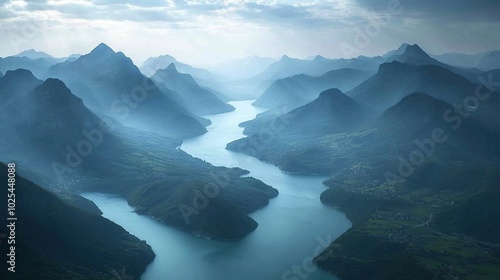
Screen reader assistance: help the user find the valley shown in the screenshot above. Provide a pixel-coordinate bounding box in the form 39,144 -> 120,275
1,34 -> 499,280
83,100 -> 351,280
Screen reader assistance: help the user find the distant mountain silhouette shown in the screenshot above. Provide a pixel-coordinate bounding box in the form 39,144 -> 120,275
0,56 -> 54,79
250,55 -> 382,84
49,43 -> 207,138
477,51 -> 500,70
141,55 -> 231,101
253,68 -> 372,108
14,49 -> 54,60
0,69 -> 43,107
431,51 -> 490,68
151,63 -> 235,115
0,49 -> 78,79
141,54 -> 216,81
386,44 -> 444,66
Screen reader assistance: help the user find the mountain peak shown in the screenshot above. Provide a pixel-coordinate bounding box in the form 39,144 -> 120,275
35,78 -> 73,97
166,63 -> 178,72
313,55 -> 328,61
393,43 -> 410,55
386,43 -> 439,66
377,92 -> 450,126
404,44 -> 427,55
280,55 -> 292,60
319,88 -> 343,98
317,88 -> 362,109
3,68 -> 38,81
14,49 -> 53,59
90,43 -> 115,56
41,78 -> 67,87
399,92 -> 437,103
158,54 -> 177,62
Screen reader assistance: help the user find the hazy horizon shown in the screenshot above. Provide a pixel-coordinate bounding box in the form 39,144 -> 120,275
1,0 -> 500,67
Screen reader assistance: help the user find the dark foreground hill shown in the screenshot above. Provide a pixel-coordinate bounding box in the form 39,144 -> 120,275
0,163 -> 155,280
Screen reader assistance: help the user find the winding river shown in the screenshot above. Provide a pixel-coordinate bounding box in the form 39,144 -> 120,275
83,101 -> 351,280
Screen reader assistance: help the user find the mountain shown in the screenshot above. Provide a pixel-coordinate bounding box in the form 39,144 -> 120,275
227,89 -> 376,172
386,44 -> 492,83
431,52 -> 490,68
151,63 -> 235,115
0,163 -> 155,279
141,57 -> 230,102
477,51 -> 500,70
386,44 -> 444,66
373,93 -> 499,154
0,75 -> 278,242
0,49 -> 79,79
49,43 -> 207,139
230,92 -> 500,176
313,95 -> 500,280
347,61 -> 500,130
0,56 -> 54,79
140,54 -> 217,82
250,55 -> 382,84
251,89 -> 372,136
0,78 -> 116,171
0,69 -> 43,107
230,92 -> 500,278
14,49 -> 54,60
252,68 -> 372,108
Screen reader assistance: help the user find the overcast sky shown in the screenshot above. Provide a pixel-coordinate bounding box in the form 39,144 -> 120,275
0,0 -> 499,66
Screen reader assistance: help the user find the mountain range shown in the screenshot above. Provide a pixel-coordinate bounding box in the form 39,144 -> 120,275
0,66 -> 278,242
253,68 -> 373,109
3,41 -> 500,280
49,43 -> 208,139
347,60 -> 500,130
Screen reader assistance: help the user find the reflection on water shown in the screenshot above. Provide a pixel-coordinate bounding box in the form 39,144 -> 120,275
83,100 -> 351,280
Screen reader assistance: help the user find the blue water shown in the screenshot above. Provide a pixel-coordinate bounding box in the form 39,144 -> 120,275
83,100 -> 351,280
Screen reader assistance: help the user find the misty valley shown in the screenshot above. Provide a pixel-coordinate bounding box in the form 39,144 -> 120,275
1,39 -> 500,280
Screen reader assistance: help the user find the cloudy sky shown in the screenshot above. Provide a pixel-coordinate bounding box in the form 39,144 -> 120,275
0,0 -> 499,66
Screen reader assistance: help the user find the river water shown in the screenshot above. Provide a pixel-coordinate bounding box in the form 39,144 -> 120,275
83,100 -> 351,280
